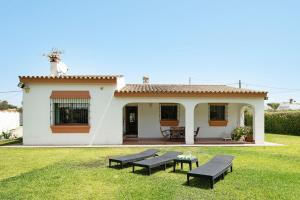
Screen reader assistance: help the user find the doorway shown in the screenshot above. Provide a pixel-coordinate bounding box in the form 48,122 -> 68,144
125,106 -> 138,137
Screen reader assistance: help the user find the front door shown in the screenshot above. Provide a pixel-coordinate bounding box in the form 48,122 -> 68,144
125,106 -> 138,136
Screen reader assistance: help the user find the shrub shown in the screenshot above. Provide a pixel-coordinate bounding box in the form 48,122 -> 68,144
1,131 -> 12,139
246,111 -> 300,136
245,112 -> 253,126
265,111 -> 300,135
233,127 -> 252,141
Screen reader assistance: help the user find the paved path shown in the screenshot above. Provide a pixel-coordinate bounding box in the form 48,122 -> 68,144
0,142 -> 283,148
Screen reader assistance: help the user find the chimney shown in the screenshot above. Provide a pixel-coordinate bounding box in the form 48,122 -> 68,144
143,76 -> 149,84
45,49 -> 62,76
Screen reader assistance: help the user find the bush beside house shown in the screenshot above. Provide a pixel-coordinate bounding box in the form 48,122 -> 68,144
245,111 -> 300,136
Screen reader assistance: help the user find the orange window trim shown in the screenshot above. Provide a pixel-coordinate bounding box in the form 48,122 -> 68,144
51,125 -> 90,133
208,120 -> 228,127
208,103 -> 228,106
50,91 -> 91,99
160,120 -> 179,126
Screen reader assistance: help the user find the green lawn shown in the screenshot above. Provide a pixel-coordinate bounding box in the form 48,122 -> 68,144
0,134 -> 299,200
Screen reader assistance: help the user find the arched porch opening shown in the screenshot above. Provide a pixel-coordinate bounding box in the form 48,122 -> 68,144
193,102 -> 255,144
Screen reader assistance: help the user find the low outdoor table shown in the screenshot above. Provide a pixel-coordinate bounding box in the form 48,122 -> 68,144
173,157 -> 199,171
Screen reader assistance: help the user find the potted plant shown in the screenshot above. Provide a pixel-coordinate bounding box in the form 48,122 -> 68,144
244,127 -> 253,142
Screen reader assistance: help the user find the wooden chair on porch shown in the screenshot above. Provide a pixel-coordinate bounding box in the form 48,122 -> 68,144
194,127 -> 200,139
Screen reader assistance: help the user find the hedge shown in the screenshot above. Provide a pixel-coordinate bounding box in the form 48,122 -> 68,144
245,111 -> 300,136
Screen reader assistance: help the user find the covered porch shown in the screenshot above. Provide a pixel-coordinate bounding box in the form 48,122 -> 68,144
122,101 -> 260,145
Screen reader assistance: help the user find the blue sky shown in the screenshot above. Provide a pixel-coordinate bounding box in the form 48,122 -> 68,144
1,0 -> 300,106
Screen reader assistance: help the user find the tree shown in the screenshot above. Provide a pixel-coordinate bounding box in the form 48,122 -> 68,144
267,103 -> 280,111
0,100 -> 18,110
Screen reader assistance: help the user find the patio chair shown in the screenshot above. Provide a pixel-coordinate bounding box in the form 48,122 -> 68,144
160,126 -> 171,138
187,155 -> 234,189
132,151 -> 182,175
194,127 -> 200,139
109,149 -> 159,168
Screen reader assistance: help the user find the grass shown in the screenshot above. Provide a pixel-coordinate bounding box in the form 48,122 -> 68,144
0,134 -> 299,200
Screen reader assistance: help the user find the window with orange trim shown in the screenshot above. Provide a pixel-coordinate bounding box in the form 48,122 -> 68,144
208,104 -> 228,126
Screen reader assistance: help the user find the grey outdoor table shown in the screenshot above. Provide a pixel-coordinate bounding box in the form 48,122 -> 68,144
173,157 -> 199,171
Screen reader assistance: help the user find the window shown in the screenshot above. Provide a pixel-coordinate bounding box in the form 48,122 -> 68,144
50,91 -> 91,133
209,104 -> 226,120
208,104 -> 228,126
51,99 -> 90,125
54,102 -> 89,125
160,104 -> 178,120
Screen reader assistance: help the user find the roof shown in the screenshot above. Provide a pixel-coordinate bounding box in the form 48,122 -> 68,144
115,84 -> 267,98
19,75 -> 122,84
278,102 -> 300,110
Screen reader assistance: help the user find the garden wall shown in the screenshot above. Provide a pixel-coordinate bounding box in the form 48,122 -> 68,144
0,110 -> 20,132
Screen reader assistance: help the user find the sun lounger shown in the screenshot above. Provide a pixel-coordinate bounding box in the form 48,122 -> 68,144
187,155 -> 234,189
109,149 -> 159,168
132,151 -> 182,175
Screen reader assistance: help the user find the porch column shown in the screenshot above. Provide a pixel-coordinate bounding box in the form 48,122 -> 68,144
185,103 -> 195,145
253,101 -> 265,144
239,106 -> 246,127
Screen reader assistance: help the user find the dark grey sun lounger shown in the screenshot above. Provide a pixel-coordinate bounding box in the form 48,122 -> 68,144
132,151 -> 182,175
187,155 -> 234,189
109,149 -> 159,168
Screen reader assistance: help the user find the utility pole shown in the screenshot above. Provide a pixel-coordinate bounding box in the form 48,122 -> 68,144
189,77 -> 191,85
239,80 -> 242,88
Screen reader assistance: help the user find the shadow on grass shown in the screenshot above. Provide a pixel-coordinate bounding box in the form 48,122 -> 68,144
132,165 -> 174,176
108,163 -> 132,170
69,160 -> 107,169
183,176 -> 219,190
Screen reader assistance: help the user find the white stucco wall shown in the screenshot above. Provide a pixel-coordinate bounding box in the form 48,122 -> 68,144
0,110 -> 20,133
194,103 -> 242,138
22,83 -> 124,145
22,82 -> 265,145
137,103 -> 185,138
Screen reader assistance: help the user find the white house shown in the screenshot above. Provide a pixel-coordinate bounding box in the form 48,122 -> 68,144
19,59 -> 267,146
278,99 -> 300,110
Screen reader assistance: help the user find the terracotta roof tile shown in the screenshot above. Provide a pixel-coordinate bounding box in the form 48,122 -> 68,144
19,75 -> 122,84
115,84 -> 267,97
19,75 -> 122,80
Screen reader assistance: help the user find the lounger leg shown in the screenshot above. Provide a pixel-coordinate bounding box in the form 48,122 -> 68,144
173,162 -> 176,172
231,165 -> 233,172
148,167 -> 151,175
189,163 -> 192,171
132,165 -> 135,173
181,162 -> 183,170
196,161 -> 199,167
187,175 -> 190,185
120,162 -> 123,169
210,178 -> 214,189
221,173 -> 224,180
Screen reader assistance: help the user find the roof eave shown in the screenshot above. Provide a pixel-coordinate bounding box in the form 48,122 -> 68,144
114,91 -> 268,98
